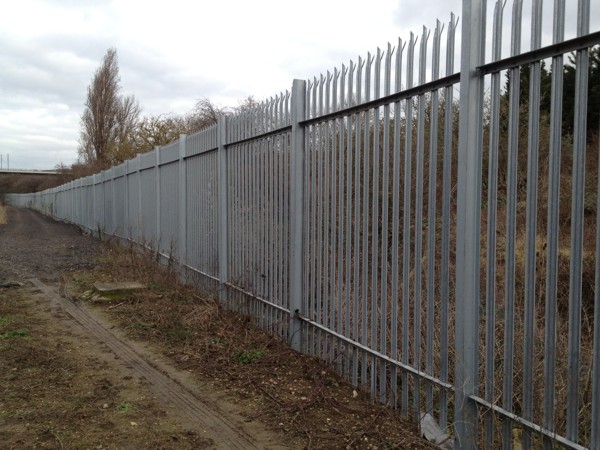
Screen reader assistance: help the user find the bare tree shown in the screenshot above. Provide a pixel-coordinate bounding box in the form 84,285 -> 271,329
186,98 -> 228,133
235,95 -> 259,113
133,114 -> 189,154
183,96 -> 261,134
79,48 -> 140,169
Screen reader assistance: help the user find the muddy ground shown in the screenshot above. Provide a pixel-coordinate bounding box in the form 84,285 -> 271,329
0,206 -> 431,449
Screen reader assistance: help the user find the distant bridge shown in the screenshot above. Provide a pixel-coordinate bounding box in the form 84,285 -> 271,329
0,169 -> 67,195
0,169 -> 61,176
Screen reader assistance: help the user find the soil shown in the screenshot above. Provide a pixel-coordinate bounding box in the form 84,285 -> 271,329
0,206 -> 432,449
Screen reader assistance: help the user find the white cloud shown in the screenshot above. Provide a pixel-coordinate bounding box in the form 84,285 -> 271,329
0,0 -> 598,169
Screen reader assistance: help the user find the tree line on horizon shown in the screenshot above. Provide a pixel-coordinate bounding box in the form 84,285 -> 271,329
67,48 -> 258,177
63,46 -> 599,179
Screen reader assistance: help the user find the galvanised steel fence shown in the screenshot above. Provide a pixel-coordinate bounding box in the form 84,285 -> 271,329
8,1 -> 600,448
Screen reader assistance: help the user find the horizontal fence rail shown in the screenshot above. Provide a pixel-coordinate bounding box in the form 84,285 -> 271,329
7,1 -> 600,448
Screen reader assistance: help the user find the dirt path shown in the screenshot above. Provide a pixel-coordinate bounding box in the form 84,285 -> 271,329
0,206 -> 290,449
1,205 -> 431,449
0,206 -> 100,282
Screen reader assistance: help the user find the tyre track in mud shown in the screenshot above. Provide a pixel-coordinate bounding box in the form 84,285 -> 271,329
29,277 -> 262,450
0,207 -> 284,449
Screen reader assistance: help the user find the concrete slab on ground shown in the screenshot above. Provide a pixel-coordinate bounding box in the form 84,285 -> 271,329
93,281 -> 145,293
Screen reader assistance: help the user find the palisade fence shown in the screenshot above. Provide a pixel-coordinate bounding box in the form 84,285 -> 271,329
8,0 -> 600,448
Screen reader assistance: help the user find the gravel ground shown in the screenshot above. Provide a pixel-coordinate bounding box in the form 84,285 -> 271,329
0,206 -> 292,449
0,206 -> 101,283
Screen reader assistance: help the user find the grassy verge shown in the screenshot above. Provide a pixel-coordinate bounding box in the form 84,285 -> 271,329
0,203 -> 6,225
69,243 -> 432,449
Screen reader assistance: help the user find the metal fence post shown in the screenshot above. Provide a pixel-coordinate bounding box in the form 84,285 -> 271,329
124,161 -> 130,239
137,159 -> 142,242
102,171 -> 107,235
95,174 -> 100,235
455,0 -> 486,448
110,171 -> 116,235
217,116 -> 229,303
73,180 -> 78,224
70,180 -> 73,223
289,79 -> 307,351
155,147 -> 161,250
92,174 -> 97,234
81,178 -> 84,226
77,181 -> 81,225
179,134 -> 188,279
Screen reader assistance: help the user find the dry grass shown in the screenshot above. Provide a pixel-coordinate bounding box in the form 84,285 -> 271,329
297,104 -> 599,447
0,203 -> 7,225
68,242 -> 433,450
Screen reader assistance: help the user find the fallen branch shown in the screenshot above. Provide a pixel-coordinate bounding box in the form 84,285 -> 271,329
107,301 -> 126,310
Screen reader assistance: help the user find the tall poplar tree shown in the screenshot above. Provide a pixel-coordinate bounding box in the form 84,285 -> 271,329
79,48 -> 140,169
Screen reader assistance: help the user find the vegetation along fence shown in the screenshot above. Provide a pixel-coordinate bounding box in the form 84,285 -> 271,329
8,1 -> 600,448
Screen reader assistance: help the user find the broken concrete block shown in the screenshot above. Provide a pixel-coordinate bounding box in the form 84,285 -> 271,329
420,412 -> 453,448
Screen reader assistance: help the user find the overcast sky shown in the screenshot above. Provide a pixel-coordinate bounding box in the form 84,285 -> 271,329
1,0 -> 598,170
